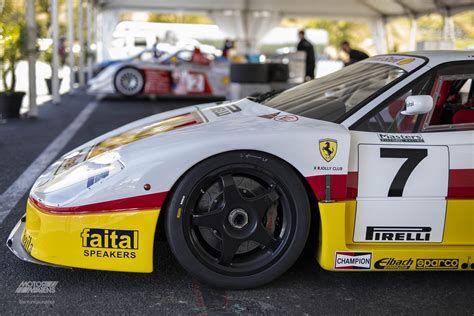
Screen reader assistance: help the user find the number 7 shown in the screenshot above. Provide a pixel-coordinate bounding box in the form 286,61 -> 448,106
380,148 -> 428,197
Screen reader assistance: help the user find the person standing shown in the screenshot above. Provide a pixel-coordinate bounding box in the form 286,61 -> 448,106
152,36 -> 161,59
297,30 -> 316,81
340,40 -> 369,66
222,39 -> 235,59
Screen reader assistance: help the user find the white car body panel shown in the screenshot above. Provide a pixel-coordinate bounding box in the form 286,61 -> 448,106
34,51 -> 474,232
39,98 -> 350,207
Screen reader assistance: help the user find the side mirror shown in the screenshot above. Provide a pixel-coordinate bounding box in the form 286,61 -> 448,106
401,95 -> 434,115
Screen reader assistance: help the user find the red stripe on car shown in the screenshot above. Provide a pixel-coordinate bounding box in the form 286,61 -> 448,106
306,169 -> 473,201
30,191 -> 168,215
448,169 -> 474,199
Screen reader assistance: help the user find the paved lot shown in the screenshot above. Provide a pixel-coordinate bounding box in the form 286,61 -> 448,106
0,93 -> 472,314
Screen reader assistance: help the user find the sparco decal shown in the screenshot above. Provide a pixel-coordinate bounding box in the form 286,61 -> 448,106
210,104 -> 241,117
81,228 -> 138,259
416,258 -> 459,270
365,226 -> 431,242
378,134 -> 424,143
374,258 -> 413,270
334,252 -> 372,269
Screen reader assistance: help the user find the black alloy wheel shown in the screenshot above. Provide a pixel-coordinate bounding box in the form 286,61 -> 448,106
165,151 -> 311,289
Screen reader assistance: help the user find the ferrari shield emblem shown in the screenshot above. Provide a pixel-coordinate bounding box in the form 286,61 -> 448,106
319,139 -> 337,162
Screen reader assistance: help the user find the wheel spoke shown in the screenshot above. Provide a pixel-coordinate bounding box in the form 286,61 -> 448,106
220,174 -> 242,205
192,210 -> 223,230
248,187 -> 279,217
251,224 -> 279,251
219,236 -> 242,265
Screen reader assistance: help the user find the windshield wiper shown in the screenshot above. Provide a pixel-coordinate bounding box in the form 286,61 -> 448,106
247,89 -> 283,103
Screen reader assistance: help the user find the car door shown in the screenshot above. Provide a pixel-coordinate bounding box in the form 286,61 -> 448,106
348,61 -> 474,245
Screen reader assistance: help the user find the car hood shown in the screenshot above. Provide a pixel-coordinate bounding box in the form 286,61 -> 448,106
36,98 -> 350,207
73,98 -> 342,159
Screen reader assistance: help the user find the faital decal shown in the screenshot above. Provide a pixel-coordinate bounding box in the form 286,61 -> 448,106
378,133 -> 424,143
21,233 -> 33,255
374,258 -> 413,270
319,139 -> 337,162
81,228 -> 138,259
334,252 -> 372,269
365,226 -> 431,242
416,258 -> 459,270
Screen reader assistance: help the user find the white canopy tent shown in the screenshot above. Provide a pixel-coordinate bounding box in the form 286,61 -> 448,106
24,0 -> 473,116
95,0 -> 474,57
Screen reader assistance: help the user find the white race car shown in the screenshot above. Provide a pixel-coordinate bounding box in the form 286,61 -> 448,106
88,48 -> 229,98
8,51 -> 473,289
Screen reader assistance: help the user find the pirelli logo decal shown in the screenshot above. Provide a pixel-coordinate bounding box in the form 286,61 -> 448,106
365,226 -> 431,242
334,252 -> 372,270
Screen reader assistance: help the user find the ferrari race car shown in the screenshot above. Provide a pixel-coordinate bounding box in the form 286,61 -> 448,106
88,48 -> 229,98
8,51 -> 474,289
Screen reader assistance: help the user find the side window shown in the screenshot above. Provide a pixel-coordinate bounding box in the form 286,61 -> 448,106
424,72 -> 474,129
353,75 -> 433,133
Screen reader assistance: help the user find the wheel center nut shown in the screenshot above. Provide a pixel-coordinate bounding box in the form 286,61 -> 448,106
228,209 -> 249,229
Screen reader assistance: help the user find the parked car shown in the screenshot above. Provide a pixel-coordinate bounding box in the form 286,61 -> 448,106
88,48 -> 229,98
8,51 -> 473,289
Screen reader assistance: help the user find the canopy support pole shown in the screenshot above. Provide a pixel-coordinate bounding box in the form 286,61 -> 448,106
67,0 -> 75,92
409,17 -> 417,51
86,0 -> 93,80
369,18 -> 388,54
77,0 -> 85,86
26,0 -> 38,117
443,9 -> 455,42
51,0 -> 61,104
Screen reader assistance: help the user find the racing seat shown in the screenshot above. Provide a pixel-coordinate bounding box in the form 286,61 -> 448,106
452,98 -> 474,124
429,80 -> 452,125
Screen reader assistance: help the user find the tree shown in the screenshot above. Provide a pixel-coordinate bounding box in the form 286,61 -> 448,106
0,0 -> 28,92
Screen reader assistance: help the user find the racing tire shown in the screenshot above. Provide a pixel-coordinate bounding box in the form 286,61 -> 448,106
165,151 -> 310,289
113,67 -> 144,96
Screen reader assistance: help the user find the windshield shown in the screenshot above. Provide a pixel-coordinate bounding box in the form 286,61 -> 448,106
262,59 -> 419,122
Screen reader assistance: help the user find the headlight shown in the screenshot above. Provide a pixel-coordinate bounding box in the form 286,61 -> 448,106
31,151 -> 124,207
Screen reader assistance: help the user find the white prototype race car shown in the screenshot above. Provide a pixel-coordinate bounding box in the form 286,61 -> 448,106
88,49 -> 229,98
8,51 -> 474,289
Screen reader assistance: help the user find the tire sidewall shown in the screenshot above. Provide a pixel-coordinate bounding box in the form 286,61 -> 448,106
165,151 -> 310,289
114,67 -> 144,96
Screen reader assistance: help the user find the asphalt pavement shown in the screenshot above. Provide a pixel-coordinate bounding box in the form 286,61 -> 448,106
0,92 -> 472,315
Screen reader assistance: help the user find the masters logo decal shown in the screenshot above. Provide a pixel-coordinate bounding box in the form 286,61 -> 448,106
81,228 -> 138,259
319,139 -> 337,162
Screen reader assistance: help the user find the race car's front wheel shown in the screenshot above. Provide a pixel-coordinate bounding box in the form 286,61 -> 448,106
165,151 -> 310,289
114,67 -> 144,96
